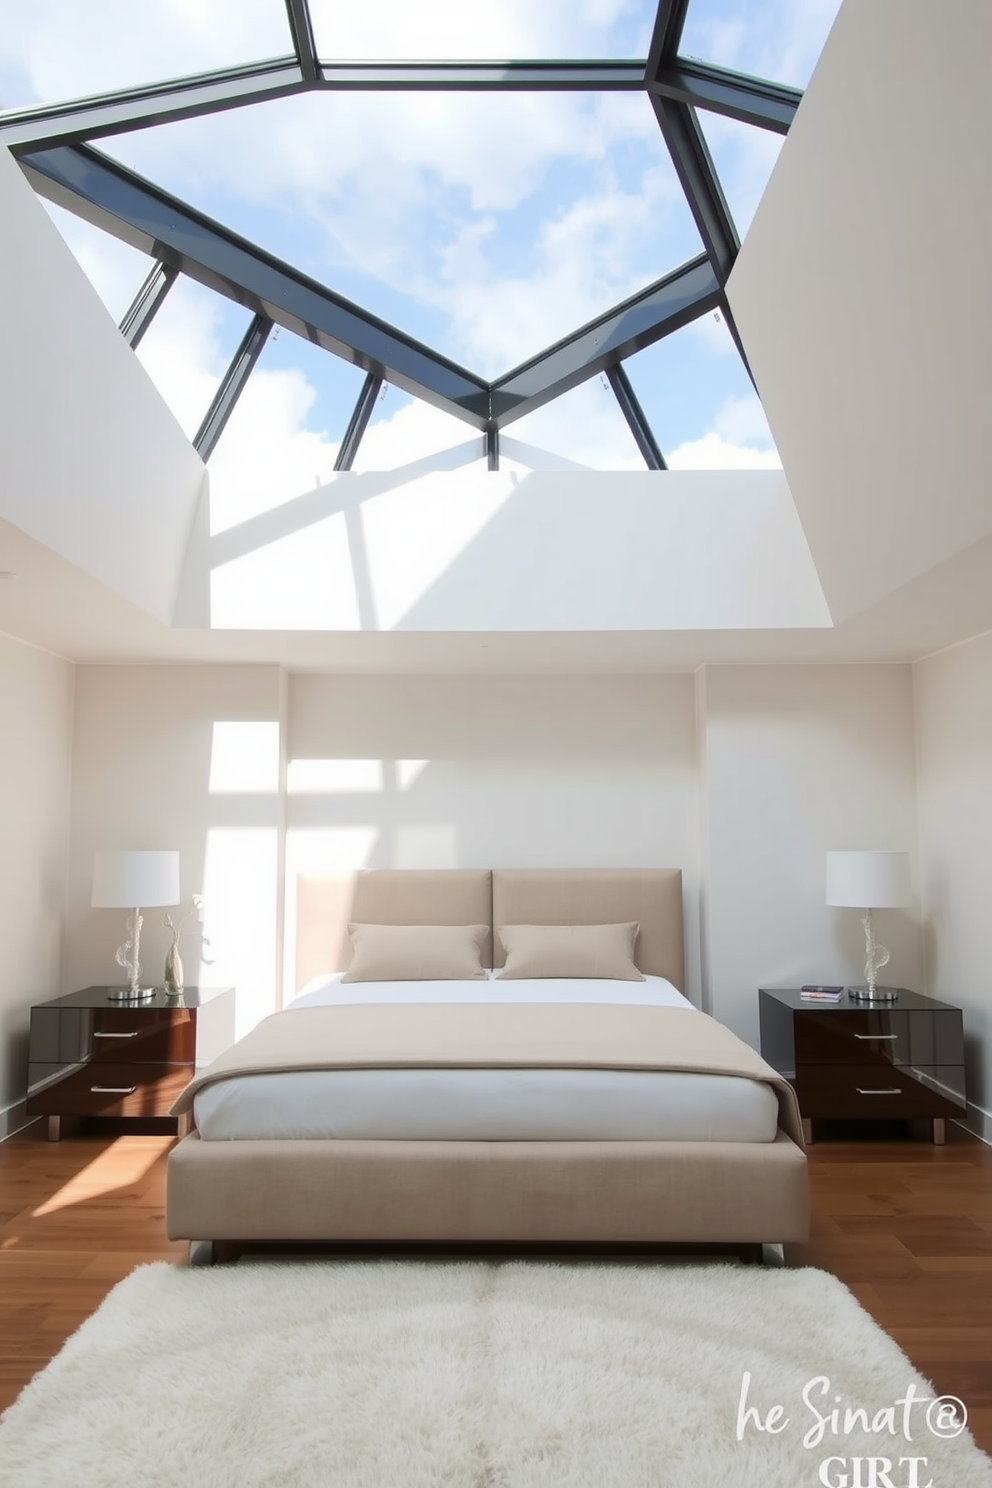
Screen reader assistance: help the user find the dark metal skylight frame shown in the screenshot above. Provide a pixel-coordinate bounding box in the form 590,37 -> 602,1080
3,0 -> 804,471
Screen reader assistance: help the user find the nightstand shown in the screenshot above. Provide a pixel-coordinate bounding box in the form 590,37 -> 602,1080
26,985 -> 235,1140
759,986 -> 966,1145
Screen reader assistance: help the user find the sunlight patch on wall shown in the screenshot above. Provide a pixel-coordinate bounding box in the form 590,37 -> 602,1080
209,513 -> 362,629
362,470 -> 513,630
208,721 -> 280,794
397,759 -> 429,791
287,758 -> 384,794
201,826 -> 278,1036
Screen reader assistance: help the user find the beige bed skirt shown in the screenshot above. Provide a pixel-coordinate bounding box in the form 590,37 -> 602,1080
167,1131 -> 809,1245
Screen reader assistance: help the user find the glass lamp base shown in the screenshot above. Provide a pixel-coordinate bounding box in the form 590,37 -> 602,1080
107,985 -> 157,1001
847,984 -> 899,1003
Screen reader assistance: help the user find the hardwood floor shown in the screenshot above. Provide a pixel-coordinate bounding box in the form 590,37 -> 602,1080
1,1118 -> 990,1456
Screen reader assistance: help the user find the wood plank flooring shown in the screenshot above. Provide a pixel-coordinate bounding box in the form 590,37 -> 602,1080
1,1118 -> 990,1455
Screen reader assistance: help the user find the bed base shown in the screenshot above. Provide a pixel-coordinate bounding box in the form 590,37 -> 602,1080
169,1130 -> 808,1260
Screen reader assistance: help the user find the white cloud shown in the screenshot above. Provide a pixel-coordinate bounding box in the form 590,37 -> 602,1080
667,433 -> 782,470
713,393 -> 776,448
308,0 -> 650,62
1,0 -> 289,104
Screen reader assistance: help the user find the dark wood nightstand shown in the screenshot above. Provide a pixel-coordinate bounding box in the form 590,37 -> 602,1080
26,985 -> 235,1140
759,986 -> 966,1145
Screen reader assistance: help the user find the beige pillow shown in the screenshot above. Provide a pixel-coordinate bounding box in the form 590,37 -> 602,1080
496,922 -> 645,981
341,923 -> 489,982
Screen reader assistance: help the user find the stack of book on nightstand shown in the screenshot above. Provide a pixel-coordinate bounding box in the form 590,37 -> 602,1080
799,984 -> 844,1002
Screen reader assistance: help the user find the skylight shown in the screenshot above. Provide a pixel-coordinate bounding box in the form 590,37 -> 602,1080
0,0 -> 842,478
309,0 -> 658,62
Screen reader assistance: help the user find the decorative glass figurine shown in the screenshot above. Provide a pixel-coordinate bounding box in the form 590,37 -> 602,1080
163,895 -> 213,995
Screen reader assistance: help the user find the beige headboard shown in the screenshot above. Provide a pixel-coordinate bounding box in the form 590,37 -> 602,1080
295,869 -> 493,988
294,866 -> 684,993
492,868 -> 684,989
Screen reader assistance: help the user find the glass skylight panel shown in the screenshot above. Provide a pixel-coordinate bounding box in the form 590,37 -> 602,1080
40,200 -> 150,321
102,89 -> 702,378
133,278 -> 253,444
678,0 -> 844,90
624,316 -> 780,469
0,0 -> 293,111
310,0 -> 656,61
207,330 -> 368,534
698,112 -> 784,240
503,379 -> 646,472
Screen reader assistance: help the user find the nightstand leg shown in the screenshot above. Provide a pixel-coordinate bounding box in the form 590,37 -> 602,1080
933,1118 -> 946,1146
46,1115 -> 61,1142
802,1118 -> 813,1146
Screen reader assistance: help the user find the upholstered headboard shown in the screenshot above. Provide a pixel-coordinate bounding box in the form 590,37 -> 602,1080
492,868 -> 684,988
293,866 -> 684,993
295,869 -> 493,988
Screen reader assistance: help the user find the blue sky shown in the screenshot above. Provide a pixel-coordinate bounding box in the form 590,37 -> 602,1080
1,0 -> 843,501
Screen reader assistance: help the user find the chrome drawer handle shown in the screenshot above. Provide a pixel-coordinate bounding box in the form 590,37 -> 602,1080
90,1085 -> 137,1094
856,1087 -> 902,1096
94,1031 -> 139,1039
854,1033 -> 898,1041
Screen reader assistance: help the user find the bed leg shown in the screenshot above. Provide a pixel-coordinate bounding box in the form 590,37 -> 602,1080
738,1244 -> 763,1266
188,1240 -> 215,1267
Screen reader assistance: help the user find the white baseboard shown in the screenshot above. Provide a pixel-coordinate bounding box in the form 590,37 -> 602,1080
0,1096 -> 32,1143
957,1101 -> 992,1147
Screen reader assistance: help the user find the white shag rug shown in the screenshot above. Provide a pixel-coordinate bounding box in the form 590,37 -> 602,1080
1,1261 -> 990,1488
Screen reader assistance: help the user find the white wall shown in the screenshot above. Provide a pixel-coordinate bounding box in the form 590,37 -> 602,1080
914,632 -> 992,1135
65,665 -> 285,1036
0,146 -> 205,623
183,468 -> 829,635
0,634 -> 74,1130
699,664 -> 923,1046
727,1 -> 992,625
286,673 -> 702,998
59,662 -> 934,1058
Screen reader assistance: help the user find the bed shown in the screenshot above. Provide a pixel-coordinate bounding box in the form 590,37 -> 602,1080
166,868 -> 808,1260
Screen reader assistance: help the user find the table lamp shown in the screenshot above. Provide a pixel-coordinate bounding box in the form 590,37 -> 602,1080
825,850 -> 912,1002
92,850 -> 181,1000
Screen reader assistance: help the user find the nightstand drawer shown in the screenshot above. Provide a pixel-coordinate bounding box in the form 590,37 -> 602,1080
795,1010 -> 912,1066
29,1005 -> 195,1065
26,1061 -> 192,1118
796,1063 -> 967,1118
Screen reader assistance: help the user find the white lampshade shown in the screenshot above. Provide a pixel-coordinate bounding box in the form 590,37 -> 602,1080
825,851 -> 911,909
92,850 -> 181,909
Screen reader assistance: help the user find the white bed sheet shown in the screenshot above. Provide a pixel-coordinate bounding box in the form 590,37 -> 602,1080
194,974 -> 779,1143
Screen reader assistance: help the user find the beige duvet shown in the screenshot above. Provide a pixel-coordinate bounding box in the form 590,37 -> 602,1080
173,1001 -> 804,1148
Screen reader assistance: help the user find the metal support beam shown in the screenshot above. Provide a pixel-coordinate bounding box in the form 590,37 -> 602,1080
284,0 -> 320,84
485,424 -> 500,471
717,293 -> 756,389
0,62 -> 305,151
605,364 -> 667,471
649,95 -> 739,284
491,255 -> 720,425
193,314 -> 273,461
652,60 -> 801,133
118,261 -> 178,348
20,145 -> 491,426
0,62 -> 647,151
317,62 -> 647,89
646,0 -> 691,79
334,372 -> 382,471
